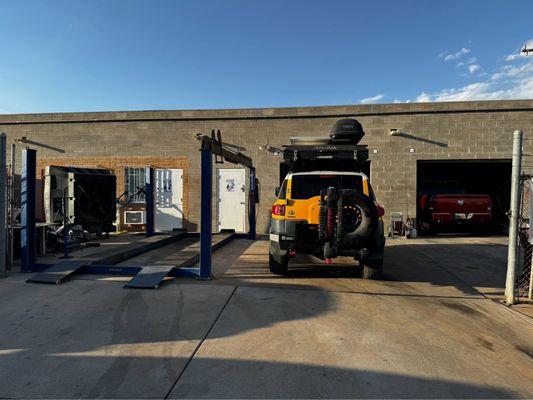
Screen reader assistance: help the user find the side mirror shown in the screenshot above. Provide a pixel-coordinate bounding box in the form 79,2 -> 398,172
275,187 -> 280,197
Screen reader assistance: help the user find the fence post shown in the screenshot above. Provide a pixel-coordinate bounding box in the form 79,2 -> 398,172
529,259 -> 533,300
8,143 -> 15,270
0,133 -> 6,278
505,130 -> 523,305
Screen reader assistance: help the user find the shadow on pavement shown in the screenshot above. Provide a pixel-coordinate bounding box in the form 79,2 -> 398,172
167,357 -> 522,399
0,353 -> 522,398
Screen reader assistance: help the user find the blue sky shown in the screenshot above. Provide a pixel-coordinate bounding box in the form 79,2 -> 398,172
0,0 -> 532,114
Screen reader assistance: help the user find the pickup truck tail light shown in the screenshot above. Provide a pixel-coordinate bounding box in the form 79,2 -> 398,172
377,204 -> 385,218
272,204 -> 286,216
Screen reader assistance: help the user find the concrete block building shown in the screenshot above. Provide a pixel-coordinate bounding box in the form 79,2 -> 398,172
1,99 -> 532,234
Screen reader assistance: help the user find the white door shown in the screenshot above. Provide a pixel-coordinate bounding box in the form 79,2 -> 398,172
218,169 -> 246,232
155,169 -> 183,231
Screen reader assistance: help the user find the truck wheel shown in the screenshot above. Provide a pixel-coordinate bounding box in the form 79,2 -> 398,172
269,252 -> 289,275
362,259 -> 383,280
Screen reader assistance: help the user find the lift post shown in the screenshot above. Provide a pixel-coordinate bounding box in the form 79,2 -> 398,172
145,167 -> 155,237
21,148 -> 37,273
199,148 -> 213,279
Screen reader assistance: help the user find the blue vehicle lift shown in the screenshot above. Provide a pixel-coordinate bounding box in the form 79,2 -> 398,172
23,130 -> 257,288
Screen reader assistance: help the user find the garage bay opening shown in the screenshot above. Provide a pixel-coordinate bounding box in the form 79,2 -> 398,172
417,160 -> 511,235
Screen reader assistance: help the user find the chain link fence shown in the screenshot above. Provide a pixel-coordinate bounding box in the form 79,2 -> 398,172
517,175 -> 533,301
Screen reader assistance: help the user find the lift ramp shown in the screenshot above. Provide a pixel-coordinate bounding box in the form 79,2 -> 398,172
26,260 -> 88,284
122,232 -> 236,289
124,265 -> 175,289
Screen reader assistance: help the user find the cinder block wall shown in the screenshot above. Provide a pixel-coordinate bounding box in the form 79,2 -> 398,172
1,100 -> 532,233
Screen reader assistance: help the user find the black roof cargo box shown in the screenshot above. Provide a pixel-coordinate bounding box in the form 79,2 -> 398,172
330,119 -> 365,145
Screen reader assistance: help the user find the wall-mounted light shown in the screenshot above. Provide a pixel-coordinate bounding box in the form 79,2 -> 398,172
259,143 -> 282,156
389,129 -> 400,136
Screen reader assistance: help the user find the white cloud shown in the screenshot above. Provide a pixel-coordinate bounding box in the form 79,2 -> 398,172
414,55 -> 533,102
456,62 -> 464,67
416,92 -> 431,102
360,94 -> 384,104
442,47 -> 470,61
467,57 -> 477,64
506,53 -> 520,62
491,72 -> 505,81
468,64 -> 481,74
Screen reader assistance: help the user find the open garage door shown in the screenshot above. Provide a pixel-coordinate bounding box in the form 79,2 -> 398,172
417,160 -> 511,235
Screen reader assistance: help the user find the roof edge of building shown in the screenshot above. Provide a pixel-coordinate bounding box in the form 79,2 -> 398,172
1,99 -> 533,125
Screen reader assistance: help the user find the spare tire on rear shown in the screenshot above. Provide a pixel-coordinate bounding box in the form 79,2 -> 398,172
336,189 -> 377,244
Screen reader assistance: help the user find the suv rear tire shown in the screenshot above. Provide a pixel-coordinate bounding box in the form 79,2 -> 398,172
362,259 -> 383,280
269,252 -> 289,275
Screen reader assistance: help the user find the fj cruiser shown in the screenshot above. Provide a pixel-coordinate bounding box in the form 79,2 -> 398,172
269,119 -> 385,279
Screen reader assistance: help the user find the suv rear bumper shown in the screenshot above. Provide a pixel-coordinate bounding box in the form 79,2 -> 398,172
271,219 -> 319,241
270,218 -> 385,259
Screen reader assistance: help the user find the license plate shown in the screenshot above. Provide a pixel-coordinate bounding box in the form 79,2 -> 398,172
454,213 -> 473,220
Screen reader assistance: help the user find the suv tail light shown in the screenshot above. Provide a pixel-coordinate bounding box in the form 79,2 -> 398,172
272,204 -> 286,216
377,204 -> 385,218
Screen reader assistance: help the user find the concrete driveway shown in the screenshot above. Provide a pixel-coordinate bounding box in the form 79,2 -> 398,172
0,236 -> 532,398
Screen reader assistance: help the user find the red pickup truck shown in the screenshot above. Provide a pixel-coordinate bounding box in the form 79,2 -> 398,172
419,192 -> 492,232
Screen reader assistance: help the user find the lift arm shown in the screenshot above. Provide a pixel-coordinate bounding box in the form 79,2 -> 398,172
196,130 -> 253,168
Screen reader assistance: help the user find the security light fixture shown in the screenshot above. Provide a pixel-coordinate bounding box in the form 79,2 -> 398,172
389,129 -> 400,136
259,143 -> 282,156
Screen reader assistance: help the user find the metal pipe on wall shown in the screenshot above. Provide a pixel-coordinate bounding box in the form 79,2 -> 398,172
505,130 -> 523,305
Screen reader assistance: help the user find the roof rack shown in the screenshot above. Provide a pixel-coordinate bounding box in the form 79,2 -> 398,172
281,118 -> 369,173
282,143 -> 369,172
